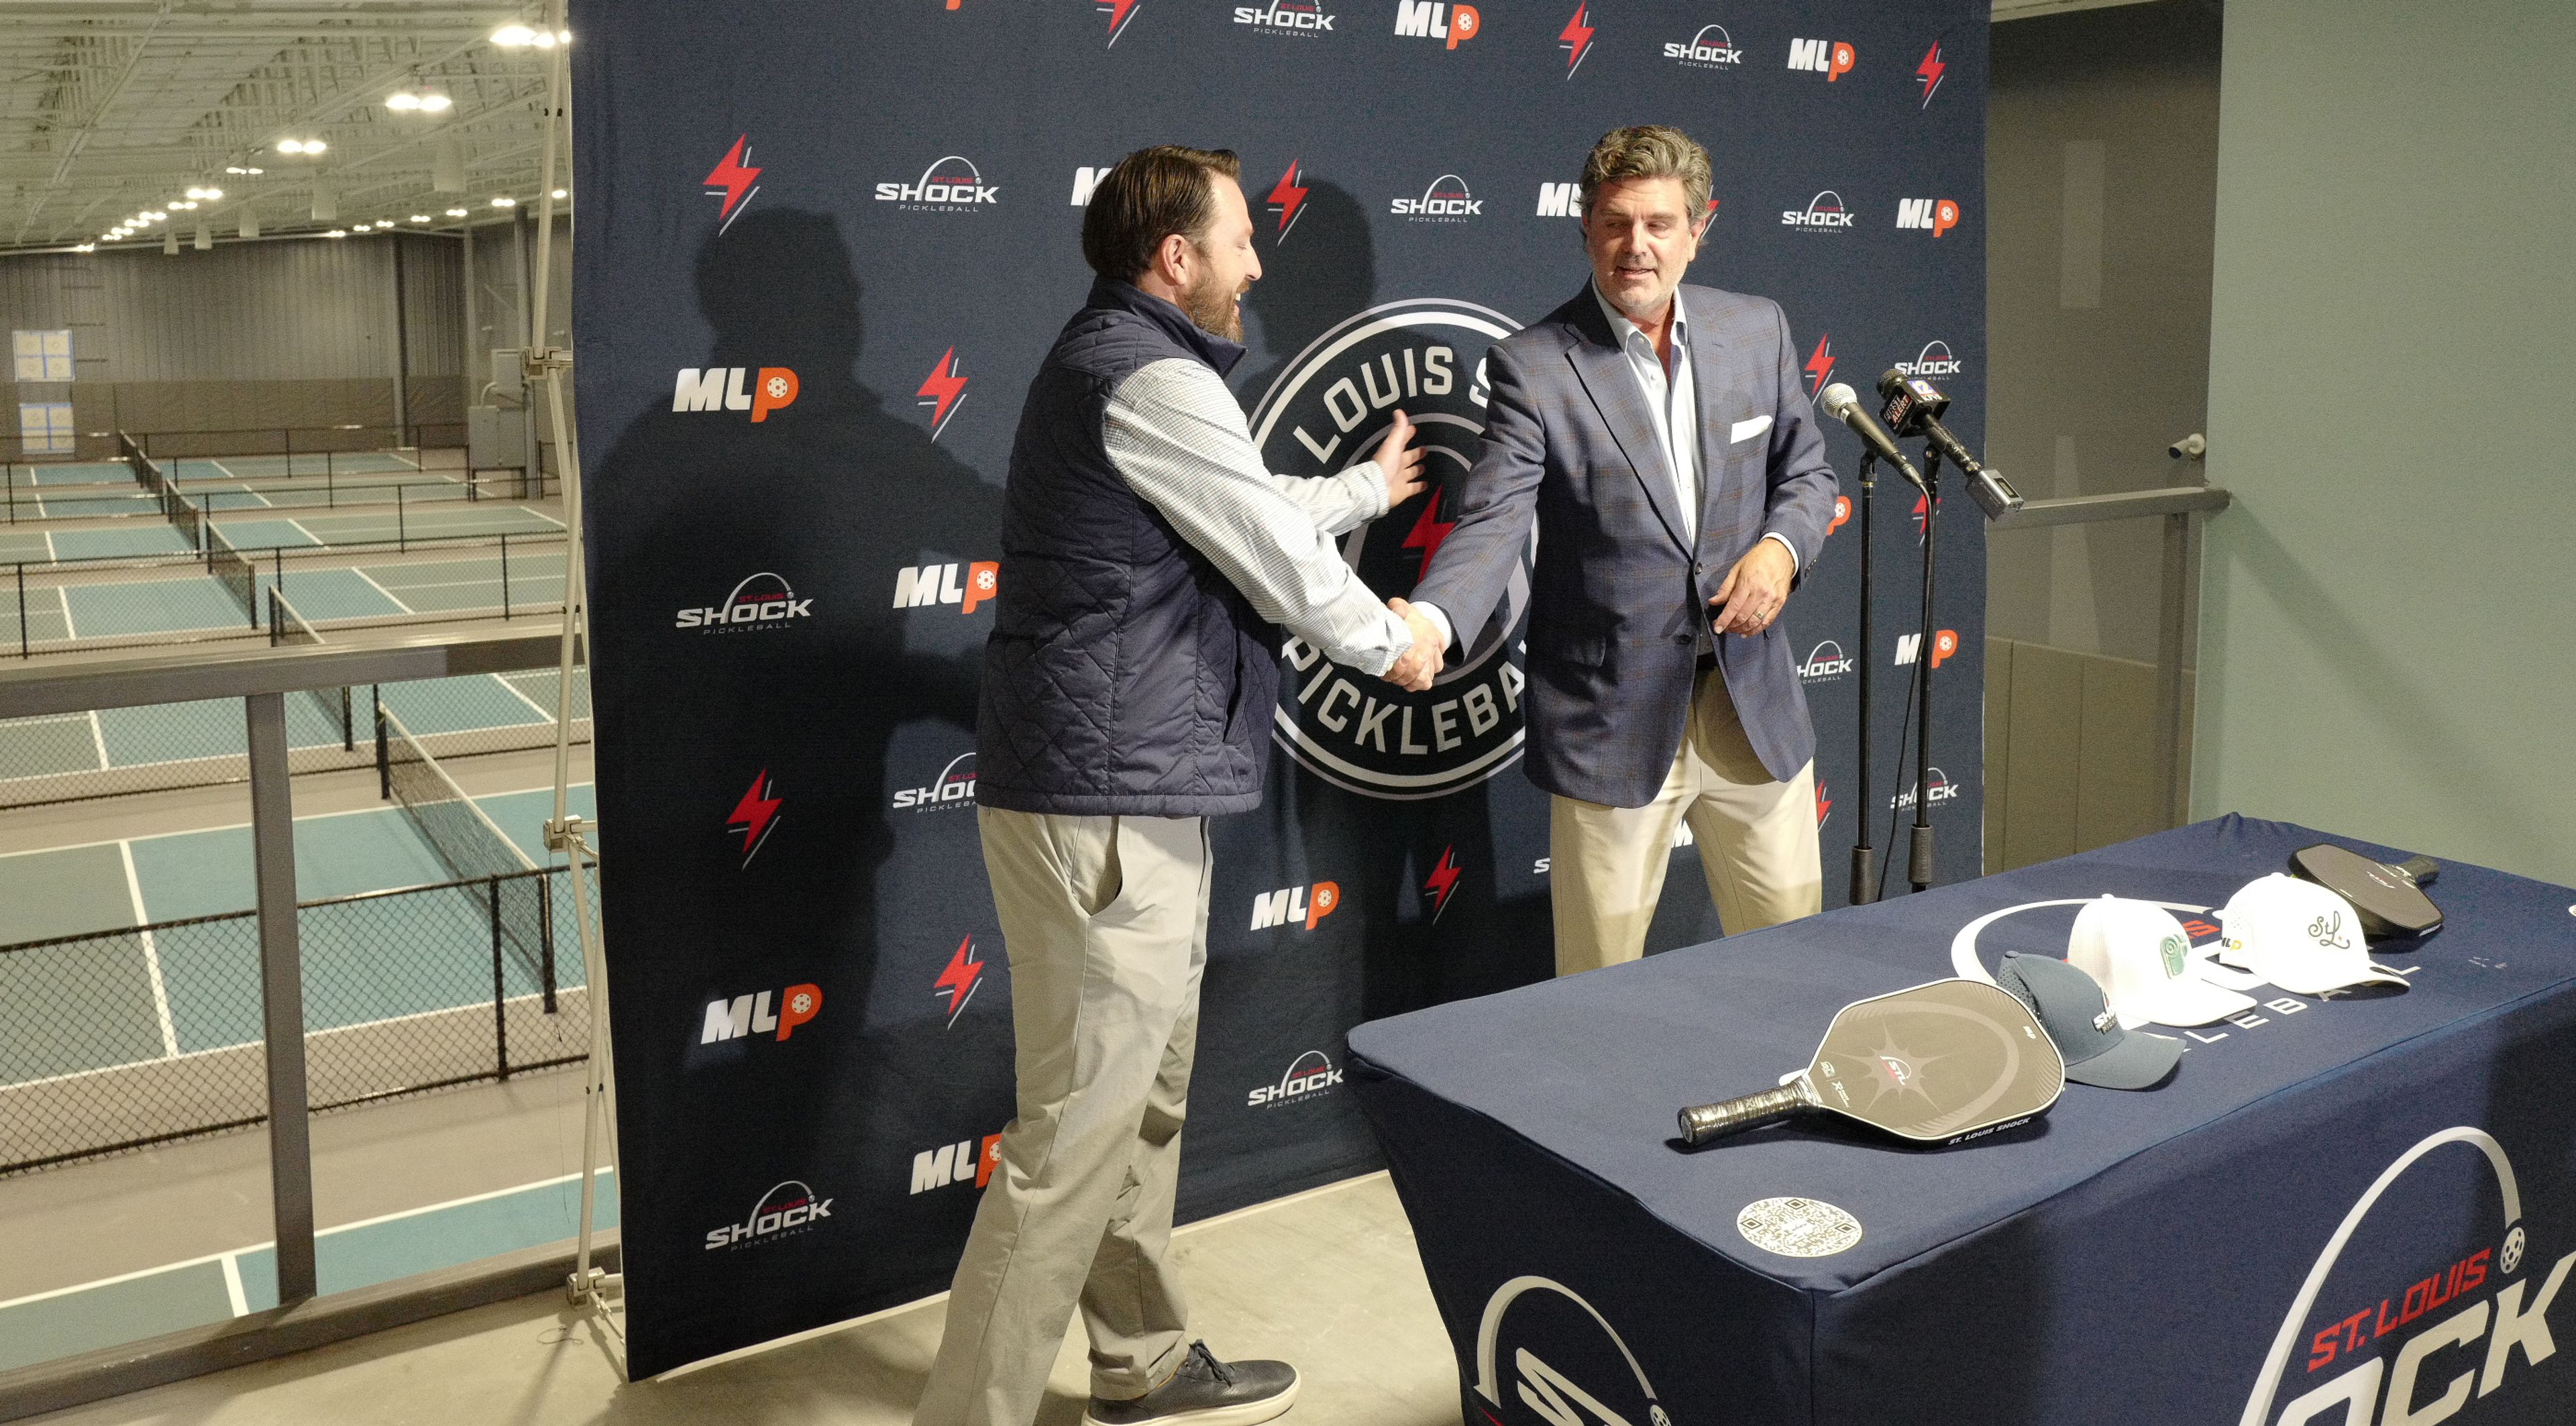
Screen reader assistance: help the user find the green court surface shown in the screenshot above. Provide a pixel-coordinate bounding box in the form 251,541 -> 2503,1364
0,1169 -> 621,1372
0,665 -> 590,791
0,549 -> 570,647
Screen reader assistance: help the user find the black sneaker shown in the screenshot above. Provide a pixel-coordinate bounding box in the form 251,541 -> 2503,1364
1082,1341 -> 1299,1426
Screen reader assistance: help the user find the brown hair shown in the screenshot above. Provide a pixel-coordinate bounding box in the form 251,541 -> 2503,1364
1081,145 -> 1243,282
1578,125 -> 1713,219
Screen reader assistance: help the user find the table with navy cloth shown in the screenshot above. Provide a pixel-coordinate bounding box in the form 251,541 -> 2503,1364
1346,816 -> 2576,1426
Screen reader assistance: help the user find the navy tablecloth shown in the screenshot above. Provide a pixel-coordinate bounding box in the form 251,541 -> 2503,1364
1348,816 -> 2576,1426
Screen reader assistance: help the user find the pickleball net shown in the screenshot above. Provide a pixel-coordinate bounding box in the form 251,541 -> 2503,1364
376,700 -> 557,1009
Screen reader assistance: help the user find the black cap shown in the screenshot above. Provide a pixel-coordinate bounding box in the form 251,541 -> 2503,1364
1996,952 -> 2181,1091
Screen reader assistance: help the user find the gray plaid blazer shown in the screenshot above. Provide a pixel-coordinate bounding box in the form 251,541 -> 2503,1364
1412,282 -> 1839,808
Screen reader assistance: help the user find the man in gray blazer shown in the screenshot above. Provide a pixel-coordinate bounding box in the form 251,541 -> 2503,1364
1401,125 -> 1837,974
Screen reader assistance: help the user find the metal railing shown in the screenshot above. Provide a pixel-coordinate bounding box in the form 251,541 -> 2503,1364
0,628 -> 588,1318
1987,482 -> 2232,826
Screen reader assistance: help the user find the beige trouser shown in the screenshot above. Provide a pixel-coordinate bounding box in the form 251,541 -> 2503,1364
1550,667 -> 1823,975
914,809 -> 1210,1426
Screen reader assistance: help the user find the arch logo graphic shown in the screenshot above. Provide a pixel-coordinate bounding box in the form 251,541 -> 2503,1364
1474,1276 -> 1670,1426
1250,299 -> 1529,800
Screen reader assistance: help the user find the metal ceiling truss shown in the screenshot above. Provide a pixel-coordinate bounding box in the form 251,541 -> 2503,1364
0,1 -> 568,254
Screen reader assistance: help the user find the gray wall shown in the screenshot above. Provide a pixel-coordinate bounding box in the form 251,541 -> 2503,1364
1984,0 -> 2220,664
2196,0 -> 2576,883
0,233 -> 466,449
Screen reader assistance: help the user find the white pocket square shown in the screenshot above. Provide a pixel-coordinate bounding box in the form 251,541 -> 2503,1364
1729,415 -> 1773,443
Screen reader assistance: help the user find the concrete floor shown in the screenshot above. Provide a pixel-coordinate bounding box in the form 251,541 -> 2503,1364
28,1172 -> 1467,1426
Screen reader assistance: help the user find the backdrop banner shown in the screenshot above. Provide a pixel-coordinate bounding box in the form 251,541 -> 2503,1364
574,0 -> 1988,1376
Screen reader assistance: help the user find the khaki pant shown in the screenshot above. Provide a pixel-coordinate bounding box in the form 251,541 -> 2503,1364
1549,668 -> 1822,975
914,809 -> 1210,1426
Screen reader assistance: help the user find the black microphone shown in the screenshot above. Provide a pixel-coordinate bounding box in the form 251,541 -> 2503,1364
1819,383 -> 1925,490
1875,370 -> 2023,519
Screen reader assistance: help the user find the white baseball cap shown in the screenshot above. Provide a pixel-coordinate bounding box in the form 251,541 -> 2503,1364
2216,875 -> 2412,997
2067,895 -> 2258,1029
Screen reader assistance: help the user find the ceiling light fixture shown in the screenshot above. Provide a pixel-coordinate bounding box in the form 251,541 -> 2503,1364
277,138 -> 327,155
325,229 -> 347,238
490,196 -> 517,207
172,201 -> 199,211
492,23 -> 535,45
411,214 -> 432,223
551,188 -> 568,199
445,207 -> 469,217
225,165 -> 263,175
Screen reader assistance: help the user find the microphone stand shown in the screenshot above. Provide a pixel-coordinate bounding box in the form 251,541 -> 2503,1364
1908,449 -> 1943,893
1848,451 -> 1879,905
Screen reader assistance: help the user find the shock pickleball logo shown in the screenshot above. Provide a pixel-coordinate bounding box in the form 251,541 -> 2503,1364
1250,299 -> 1530,800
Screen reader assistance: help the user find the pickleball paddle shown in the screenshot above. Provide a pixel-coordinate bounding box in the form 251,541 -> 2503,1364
1676,979 -> 2065,1147
2288,843 -> 2443,939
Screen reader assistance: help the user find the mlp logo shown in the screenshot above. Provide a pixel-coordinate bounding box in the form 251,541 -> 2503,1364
893,750 -> 978,813
1559,4 -> 1595,76
1890,767 -> 1959,812
1252,299 -> 1530,800
2243,1128 -> 2574,1426
1787,36 -> 1856,80
932,934 -> 985,1028
1535,182 -> 1581,218
1896,198 -> 1962,236
1250,879 -> 1341,930
1894,341 -> 1963,380
1782,190 -> 1854,232
699,983 -> 822,1044
1393,1 -> 1477,46
1069,164 -> 1114,205
1894,628 -> 1960,667
1247,1049 -> 1344,1108
702,135 -> 760,234
1829,494 -> 1852,536
672,366 -> 799,421
1474,1276 -> 1670,1426
1393,174 -> 1481,223
1664,23 -> 1742,69
704,1179 -> 832,1250
727,769 -> 782,866
1236,1 -> 1334,34
892,560 -> 1000,614
1796,640 -> 1854,683
874,155 -> 997,210
674,571 -> 814,633
910,1133 -> 1002,1195
917,346 -> 969,439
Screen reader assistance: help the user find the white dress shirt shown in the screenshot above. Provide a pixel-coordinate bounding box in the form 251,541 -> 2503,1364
1410,282 -> 1797,653
1101,357 -> 1415,677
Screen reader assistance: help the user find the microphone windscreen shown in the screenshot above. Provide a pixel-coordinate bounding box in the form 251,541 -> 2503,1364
1875,368 -> 1909,398
1819,382 -> 1860,418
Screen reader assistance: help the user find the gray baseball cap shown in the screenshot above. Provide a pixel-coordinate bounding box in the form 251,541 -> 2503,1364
1996,952 -> 2182,1091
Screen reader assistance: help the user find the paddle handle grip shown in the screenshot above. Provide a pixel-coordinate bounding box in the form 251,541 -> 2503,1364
2393,855 -> 2438,885
1678,1084 -> 1809,1146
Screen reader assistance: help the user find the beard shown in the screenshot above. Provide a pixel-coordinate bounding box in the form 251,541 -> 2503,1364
1180,266 -> 1244,342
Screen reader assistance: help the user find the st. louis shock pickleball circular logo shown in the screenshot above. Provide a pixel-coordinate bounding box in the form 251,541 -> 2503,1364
1249,298 -> 1530,800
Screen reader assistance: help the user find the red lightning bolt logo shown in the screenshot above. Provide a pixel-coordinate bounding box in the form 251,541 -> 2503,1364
1916,42 -> 1946,109
1804,333 -> 1834,404
917,347 -> 968,438
1399,486 -> 1455,574
932,934 -> 984,1028
1815,780 -> 1833,828
703,135 -> 761,234
1099,0 -> 1142,45
727,769 -> 782,866
1267,160 -> 1308,238
1424,844 -> 1463,922
1559,4 -> 1595,76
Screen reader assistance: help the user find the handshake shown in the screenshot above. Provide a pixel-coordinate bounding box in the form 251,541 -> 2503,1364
1368,409 -> 1448,694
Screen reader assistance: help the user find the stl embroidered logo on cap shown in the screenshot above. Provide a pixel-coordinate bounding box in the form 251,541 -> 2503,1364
2216,874 -> 2413,997
2066,895 -> 2257,1029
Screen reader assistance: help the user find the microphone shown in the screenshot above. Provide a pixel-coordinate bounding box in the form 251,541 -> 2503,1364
1819,384 -> 1925,490
1875,371 -> 2023,519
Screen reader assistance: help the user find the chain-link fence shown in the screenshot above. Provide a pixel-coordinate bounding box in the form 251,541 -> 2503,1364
0,863 -> 598,1176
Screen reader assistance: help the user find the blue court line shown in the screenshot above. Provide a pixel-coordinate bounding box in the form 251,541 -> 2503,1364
0,1168 -> 619,1372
